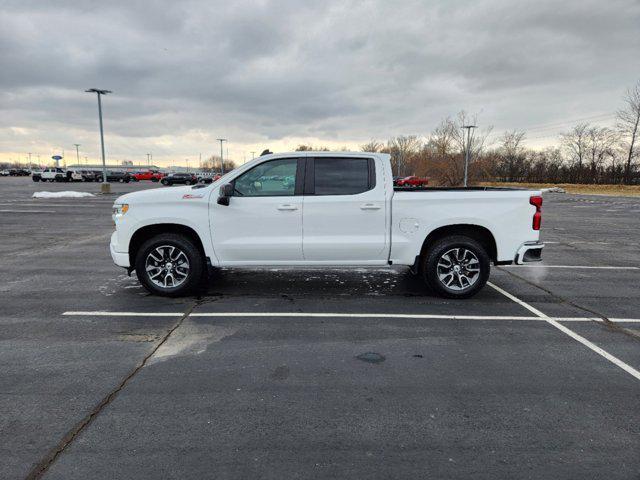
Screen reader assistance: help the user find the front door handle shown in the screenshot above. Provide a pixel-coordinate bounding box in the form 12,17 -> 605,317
360,203 -> 381,210
277,204 -> 298,211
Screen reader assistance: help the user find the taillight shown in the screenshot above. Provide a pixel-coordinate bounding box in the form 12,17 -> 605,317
530,195 -> 542,230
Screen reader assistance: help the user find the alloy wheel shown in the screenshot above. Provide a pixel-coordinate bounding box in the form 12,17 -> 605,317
145,245 -> 190,288
436,247 -> 480,291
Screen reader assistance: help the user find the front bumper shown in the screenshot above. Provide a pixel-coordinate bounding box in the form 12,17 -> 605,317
514,241 -> 544,265
110,231 -> 130,268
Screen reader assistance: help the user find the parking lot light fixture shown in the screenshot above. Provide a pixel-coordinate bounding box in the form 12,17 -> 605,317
85,88 -> 112,193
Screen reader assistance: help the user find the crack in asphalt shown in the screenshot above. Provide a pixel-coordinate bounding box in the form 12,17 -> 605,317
498,266 -> 640,342
24,299 -> 202,480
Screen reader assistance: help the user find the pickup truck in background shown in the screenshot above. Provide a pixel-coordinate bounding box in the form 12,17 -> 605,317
110,152 -> 544,298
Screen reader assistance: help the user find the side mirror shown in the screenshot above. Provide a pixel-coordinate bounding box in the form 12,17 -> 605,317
217,183 -> 233,206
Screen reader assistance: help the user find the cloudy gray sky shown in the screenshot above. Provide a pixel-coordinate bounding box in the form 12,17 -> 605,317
1,0 -> 639,166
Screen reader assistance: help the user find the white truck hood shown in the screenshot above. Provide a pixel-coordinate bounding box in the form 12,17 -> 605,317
114,185 -> 213,205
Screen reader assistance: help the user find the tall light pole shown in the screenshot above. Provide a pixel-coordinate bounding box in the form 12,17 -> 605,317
217,138 -> 227,174
251,151 -> 255,160
461,125 -> 477,187
85,88 -> 112,193
146,153 -> 151,167
74,144 -> 80,166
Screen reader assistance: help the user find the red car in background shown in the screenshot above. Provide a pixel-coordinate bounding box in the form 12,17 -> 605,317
395,175 -> 429,187
132,170 -> 165,182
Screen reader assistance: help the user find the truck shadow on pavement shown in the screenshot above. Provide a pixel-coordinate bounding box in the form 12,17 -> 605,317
200,266 -> 432,298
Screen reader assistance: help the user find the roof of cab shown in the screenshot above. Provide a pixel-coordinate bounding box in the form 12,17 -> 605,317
261,151 -> 390,160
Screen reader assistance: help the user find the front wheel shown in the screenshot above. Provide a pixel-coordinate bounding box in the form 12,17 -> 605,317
421,235 -> 490,299
135,233 -> 204,296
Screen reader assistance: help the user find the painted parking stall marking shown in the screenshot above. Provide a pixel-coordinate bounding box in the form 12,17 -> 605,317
62,311 -> 640,322
487,281 -> 640,382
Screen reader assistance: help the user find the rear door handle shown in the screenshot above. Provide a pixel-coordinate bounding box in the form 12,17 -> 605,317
277,204 -> 298,211
360,203 -> 381,210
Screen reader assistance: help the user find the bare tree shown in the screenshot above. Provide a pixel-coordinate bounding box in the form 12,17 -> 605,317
617,80 -> 640,184
427,118 -> 458,157
497,130 -> 527,181
561,123 -> 590,182
203,155 -> 234,172
387,135 -> 422,176
586,126 -> 618,183
361,139 -> 382,152
423,112 -> 492,185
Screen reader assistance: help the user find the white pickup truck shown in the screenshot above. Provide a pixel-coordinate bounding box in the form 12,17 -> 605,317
110,152 -> 544,298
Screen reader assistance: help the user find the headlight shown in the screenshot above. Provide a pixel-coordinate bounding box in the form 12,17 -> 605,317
113,204 -> 129,215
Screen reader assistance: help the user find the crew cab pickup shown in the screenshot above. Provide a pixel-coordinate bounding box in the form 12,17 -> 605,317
110,152 -> 544,298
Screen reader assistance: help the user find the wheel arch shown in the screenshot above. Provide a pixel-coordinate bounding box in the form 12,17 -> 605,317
419,224 -> 498,263
129,223 -> 206,267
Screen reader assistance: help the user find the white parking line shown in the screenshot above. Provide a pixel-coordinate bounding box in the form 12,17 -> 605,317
487,281 -> 640,381
504,265 -> 639,270
61,311 -> 640,322
0,209 -> 56,213
0,203 -> 103,208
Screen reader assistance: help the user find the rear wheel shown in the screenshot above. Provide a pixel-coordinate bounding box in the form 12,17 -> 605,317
421,235 -> 490,299
135,233 -> 204,296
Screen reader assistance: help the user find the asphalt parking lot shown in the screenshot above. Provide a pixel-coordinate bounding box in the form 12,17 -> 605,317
1,177 -> 639,479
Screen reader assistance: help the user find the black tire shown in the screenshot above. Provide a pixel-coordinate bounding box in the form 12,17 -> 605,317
185,180 -> 191,185
32,176 -> 39,182
421,235 -> 490,299
135,233 -> 204,297
161,179 -> 169,186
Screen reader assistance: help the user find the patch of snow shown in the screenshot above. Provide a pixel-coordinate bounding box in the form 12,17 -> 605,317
33,191 -> 95,198
541,187 -> 566,193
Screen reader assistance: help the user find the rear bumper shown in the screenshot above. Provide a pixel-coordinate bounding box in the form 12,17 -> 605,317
110,232 -> 130,268
514,241 -> 544,264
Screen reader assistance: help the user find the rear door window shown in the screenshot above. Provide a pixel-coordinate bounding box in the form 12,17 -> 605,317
312,158 -> 373,195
